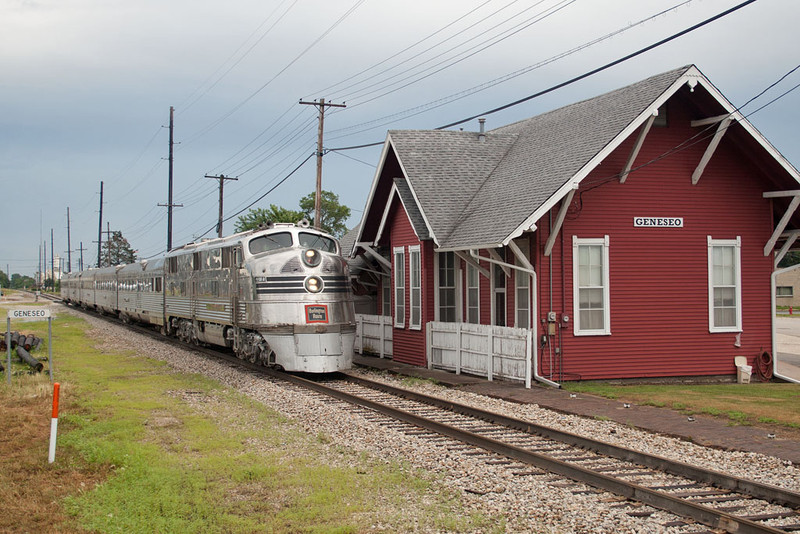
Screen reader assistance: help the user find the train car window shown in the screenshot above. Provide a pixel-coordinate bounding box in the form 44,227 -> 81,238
177,254 -> 192,272
249,233 -> 292,255
155,278 -> 163,293
298,232 -> 337,253
193,252 -> 201,271
207,249 -> 222,269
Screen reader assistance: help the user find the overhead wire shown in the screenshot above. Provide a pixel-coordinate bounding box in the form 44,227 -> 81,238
327,0 -> 758,152
333,0 -> 576,106
181,0 -> 367,147
307,0 -> 500,97
326,0 -> 693,139
177,0 -> 300,115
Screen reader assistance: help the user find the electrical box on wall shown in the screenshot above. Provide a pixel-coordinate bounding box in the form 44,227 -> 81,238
547,311 -> 557,322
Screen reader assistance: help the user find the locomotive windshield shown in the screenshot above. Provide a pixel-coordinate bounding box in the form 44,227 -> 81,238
298,232 -> 337,253
249,232 -> 293,255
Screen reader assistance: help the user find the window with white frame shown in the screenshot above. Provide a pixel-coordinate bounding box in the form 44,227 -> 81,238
393,247 -> 405,328
515,259 -> 531,329
573,236 -> 610,335
777,286 -> 794,298
437,251 -> 457,322
493,249 -> 507,327
409,245 -> 422,329
382,276 -> 392,316
466,263 -> 480,324
708,236 -> 741,332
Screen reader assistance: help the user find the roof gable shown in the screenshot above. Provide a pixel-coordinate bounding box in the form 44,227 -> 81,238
357,65 -> 800,252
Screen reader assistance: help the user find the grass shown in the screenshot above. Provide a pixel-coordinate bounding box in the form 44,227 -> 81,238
1,306 -> 503,533
564,381 -> 800,429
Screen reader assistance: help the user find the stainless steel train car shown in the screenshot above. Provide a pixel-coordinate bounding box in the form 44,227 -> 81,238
61,222 -> 356,372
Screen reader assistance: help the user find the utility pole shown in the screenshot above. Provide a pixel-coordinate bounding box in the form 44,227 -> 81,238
50,229 -> 54,291
97,181 -> 104,268
298,98 -> 346,229
43,241 -> 47,289
159,106 -> 182,251
78,242 -> 85,272
205,174 -> 238,237
66,207 -> 72,273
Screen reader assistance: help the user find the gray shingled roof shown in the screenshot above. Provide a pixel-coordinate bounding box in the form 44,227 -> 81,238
386,65 -> 692,250
393,176 -> 430,240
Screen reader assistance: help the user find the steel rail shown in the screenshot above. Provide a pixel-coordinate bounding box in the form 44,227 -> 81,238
340,374 -> 800,509
270,371 -> 786,533
56,304 -> 796,533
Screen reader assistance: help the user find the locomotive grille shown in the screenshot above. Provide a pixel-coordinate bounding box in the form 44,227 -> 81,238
281,257 -> 303,273
256,276 -> 349,294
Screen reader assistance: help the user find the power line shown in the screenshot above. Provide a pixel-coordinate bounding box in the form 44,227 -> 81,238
326,0 -> 693,140
327,0 -> 758,152
181,0 -> 367,146
436,0 -> 758,130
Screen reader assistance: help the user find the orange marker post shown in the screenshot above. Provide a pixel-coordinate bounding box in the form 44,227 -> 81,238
48,383 -> 60,464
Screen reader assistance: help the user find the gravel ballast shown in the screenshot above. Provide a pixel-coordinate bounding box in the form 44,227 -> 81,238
65,305 -> 800,533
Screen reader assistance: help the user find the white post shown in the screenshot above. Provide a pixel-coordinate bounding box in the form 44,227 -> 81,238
48,382 -> 60,463
379,316 -> 386,358
487,327 -> 494,382
455,323 -> 462,376
426,322 -> 433,369
525,329 -> 532,389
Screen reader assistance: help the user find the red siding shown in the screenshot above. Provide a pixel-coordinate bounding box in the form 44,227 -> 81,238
537,95 -> 774,380
387,199 -> 427,366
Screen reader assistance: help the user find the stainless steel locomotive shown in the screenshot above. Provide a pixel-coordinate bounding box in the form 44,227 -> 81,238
61,222 -> 356,372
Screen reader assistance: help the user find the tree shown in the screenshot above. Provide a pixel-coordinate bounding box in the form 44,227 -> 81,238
10,273 -> 35,289
0,270 -> 9,288
101,231 -> 137,267
235,190 -> 351,237
298,190 -> 351,238
234,205 -> 305,233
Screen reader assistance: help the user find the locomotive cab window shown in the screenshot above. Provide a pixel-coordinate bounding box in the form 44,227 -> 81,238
298,232 -> 337,253
249,232 -> 292,255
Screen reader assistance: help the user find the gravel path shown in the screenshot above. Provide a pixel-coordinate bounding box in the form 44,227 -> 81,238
64,304 -> 800,533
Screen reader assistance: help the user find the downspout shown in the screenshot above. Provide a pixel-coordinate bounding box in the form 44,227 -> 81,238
772,265 -> 800,384
471,247 -> 561,388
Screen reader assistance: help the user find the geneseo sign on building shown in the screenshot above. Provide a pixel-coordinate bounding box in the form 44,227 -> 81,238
633,217 -> 684,228
7,308 -> 52,321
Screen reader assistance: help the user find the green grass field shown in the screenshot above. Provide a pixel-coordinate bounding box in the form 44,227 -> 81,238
1,306 -> 499,533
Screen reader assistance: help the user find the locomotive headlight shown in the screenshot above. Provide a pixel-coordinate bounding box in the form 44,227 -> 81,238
302,248 -> 321,267
304,276 -> 323,293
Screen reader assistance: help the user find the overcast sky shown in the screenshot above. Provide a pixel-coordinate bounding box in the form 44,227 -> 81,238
2,0 -> 798,277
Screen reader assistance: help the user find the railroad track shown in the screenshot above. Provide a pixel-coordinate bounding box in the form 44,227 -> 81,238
62,301 -> 800,533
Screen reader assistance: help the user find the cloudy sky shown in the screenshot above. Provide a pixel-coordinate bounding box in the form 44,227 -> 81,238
2,0 -> 798,277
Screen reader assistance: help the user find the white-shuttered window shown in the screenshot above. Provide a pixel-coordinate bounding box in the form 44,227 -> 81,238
573,236 -> 610,335
437,251 -> 457,322
393,247 -> 405,328
708,236 -> 742,332
466,263 -> 480,324
409,245 -> 422,329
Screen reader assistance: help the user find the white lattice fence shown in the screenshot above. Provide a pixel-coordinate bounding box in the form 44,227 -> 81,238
427,322 -> 532,388
355,314 -> 393,358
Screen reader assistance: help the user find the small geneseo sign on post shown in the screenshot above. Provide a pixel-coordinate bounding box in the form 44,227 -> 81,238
6,307 -> 54,384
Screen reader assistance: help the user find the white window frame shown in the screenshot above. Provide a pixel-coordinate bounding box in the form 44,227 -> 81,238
572,235 -> 611,336
466,263 -> 480,324
435,251 -> 459,323
409,245 -> 422,330
515,257 -> 531,329
393,246 -> 405,328
492,250 -> 507,327
381,275 -> 392,316
707,236 -> 742,333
